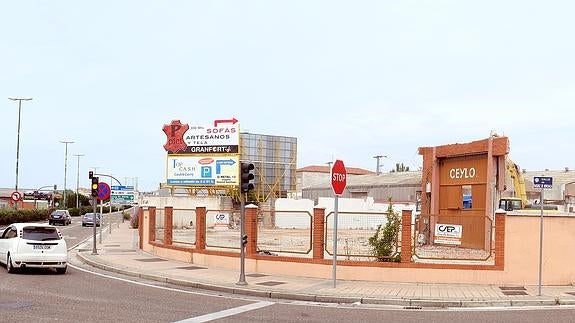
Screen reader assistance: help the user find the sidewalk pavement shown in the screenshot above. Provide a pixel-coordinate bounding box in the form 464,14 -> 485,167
71,222 -> 575,309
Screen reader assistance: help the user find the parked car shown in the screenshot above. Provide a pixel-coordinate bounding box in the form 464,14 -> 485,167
0,223 -> 68,274
49,210 -> 72,226
82,213 -> 101,227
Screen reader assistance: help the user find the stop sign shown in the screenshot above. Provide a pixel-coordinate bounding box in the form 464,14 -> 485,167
331,159 -> 347,195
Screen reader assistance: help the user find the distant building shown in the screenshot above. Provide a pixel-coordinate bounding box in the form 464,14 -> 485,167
523,169 -> 575,211
296,165 -> 374,198
301,170 -> 421,203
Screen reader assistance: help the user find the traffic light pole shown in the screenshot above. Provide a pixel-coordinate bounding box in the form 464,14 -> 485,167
237,192 -> 247,286
92,196 -> 98,255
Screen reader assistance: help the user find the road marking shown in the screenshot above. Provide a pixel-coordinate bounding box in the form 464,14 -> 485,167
173,301 -> 274,323
67,261 -> 267,302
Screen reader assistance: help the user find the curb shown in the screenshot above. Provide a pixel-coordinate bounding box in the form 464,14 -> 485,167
74,251 -> 571,309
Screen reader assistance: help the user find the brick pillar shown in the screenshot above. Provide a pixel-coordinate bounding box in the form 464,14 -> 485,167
164,206 -> 173,246
313,207 -> 326,260
401,209 -> 412,263
148,206 -> 156,243
196,206 -> 206,250
138,207 -> 144,249
494,209 -> 506,268
245,204 -> 259,257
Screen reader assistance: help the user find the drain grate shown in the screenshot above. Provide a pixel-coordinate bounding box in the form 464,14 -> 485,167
501,290 -> 528,296
104,244 -> 121,247
0,302 -> 33,309
135,258 -> 167,262
499,286 -> 526,291
256,281 -> 286,287
246,273 -> 269,278
176,266 -> 206,270
565,292 -> 575,296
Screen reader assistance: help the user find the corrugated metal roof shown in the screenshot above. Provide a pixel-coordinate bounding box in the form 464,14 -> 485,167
305,171 -> 422,189
297,165 -> 375,175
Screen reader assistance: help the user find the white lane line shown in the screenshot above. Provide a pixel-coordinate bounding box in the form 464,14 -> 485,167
67,261 -> 269,302
173,301 -> 274,323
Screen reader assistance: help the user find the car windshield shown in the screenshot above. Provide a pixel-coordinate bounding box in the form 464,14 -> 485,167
84,213 -> 100,219
22,226 -> 60,241
52,211 -> 66,216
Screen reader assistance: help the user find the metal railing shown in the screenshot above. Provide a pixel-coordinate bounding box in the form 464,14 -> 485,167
413,214 -> 494,261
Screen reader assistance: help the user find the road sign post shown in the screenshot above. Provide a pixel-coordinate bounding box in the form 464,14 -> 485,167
330,159 -> 347,288
534,176 -> 552,296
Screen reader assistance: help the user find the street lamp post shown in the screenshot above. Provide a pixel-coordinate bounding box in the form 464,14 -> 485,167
8,97 -> 32,209
73,154 -> 85,208
60,140 -> 74,208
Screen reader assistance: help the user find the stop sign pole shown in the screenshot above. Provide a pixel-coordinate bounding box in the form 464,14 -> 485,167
331,159 -> 347,288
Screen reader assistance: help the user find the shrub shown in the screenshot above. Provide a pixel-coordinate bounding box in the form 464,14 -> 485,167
130,212 -> 139,229
368,198 -> 401,262
0,209 -> 51,226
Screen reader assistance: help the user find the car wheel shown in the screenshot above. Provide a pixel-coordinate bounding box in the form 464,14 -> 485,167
7,254 -> 17,274
55,266 -> 67,275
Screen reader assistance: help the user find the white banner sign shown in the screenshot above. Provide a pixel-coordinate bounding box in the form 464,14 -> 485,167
184,123 -> 239,148
434,223 -> 463,245
166,155 -> 240,186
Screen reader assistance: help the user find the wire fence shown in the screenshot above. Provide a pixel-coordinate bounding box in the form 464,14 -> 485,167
154,209 -> 165,244
205,209 -> 241,251
325,211 -> 399,261
172,208 -> 197,246
257,210 -> 313,257
413,214 -> 493,262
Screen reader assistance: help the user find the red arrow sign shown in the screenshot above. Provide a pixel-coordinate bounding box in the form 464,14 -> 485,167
214,117 -> 238,127
331,159 -> 347,195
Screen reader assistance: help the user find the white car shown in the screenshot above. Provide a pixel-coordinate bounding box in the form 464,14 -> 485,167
0,223 -> 68,274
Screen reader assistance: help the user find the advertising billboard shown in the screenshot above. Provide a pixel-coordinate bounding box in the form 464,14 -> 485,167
166,155 -> 240,186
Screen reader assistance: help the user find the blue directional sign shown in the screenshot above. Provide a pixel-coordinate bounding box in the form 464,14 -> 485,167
533,176 -> 553,189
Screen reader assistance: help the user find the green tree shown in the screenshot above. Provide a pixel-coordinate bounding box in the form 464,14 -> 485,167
390,162 -> 410,173
368,198 -> 401,262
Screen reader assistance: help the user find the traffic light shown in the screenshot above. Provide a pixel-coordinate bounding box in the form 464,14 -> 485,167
91,177 -> 99,197
88,171 -> 93,179
240,162 -> 255,193
241,234 -> 248,246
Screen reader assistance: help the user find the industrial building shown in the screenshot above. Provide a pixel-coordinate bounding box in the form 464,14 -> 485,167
301,170 -> 422,204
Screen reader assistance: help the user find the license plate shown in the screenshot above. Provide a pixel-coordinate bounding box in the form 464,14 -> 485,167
33,245 -> 51,250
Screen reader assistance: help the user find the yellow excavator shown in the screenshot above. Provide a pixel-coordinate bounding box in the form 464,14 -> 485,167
498,159 -> 529,211
498,158 -> 559,211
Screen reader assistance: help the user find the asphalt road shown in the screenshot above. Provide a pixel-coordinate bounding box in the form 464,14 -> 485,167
1,217 -> 574,322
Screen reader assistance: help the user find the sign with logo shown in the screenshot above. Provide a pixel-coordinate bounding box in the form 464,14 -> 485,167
434,224 -> 463,245
162,119 -> 239,154
440,155 -> 487,185
533,176 -> 553,189
166,155 -> 240,186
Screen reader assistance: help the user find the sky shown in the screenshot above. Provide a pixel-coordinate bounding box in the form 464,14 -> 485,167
1,1 -> 574,192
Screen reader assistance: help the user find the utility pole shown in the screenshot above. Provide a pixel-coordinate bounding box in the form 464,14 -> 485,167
73,154 -> 85,208
373,155 -> 388,175
8,97 -> 32,209
60,140 -> 74,208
